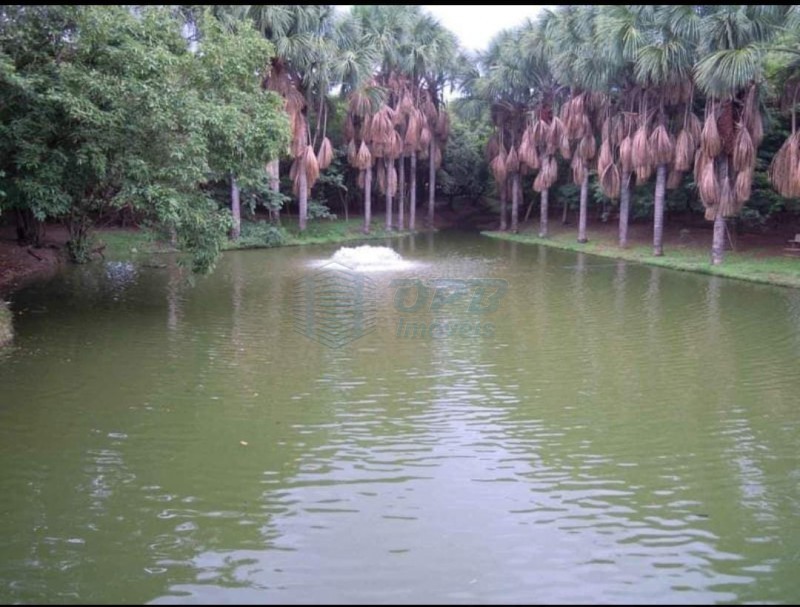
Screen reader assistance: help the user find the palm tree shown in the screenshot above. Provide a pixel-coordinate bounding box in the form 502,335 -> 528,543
769,7 -> 800,201
693,5 -> 786,264
250,5 -> 345,232
546,5 -> 610,245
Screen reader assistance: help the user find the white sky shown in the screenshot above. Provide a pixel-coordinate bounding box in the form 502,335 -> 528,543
336,5 -> 554,54
423,5 -> 554,53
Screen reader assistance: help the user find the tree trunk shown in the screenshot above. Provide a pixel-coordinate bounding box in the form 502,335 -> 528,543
711,157 -> 729,265
562,197 -> 568,224
230,172 -> 241,240
619,171 -> 631,248
511,172 -> 520,233
653,163 -> 667,256
539,188 -> 549,238
410,151 -> 417,232
428,141 -> 435,228
298,164 -> 308,233
363,166 -> 372,234
398,156 -> 405,231
499,182 -> 507,230
385,160 -> 393,231
711,210 -> 725,265
266,158 -> 280,224
578,171 -> 589,243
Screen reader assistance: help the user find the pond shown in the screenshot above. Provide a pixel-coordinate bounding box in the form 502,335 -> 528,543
1,231 -> 799,604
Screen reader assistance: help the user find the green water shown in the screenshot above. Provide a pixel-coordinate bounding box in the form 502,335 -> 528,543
1,232 -> 799,604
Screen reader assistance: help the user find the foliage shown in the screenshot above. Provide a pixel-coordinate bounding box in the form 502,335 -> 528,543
439,116 -> 491,203
0,5 -> 289,272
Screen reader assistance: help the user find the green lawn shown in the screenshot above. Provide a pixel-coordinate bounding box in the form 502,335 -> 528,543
484,229 -> 800,289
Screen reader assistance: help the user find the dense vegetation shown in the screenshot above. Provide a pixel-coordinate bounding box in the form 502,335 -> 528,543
2,5 -> 800,272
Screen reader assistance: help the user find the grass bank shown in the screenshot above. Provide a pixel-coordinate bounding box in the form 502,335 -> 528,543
0,300 -> 12,347
483,229 -> 800,289
97,218 -> 413,262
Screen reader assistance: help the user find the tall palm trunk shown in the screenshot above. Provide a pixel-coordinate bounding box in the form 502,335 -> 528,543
398,156 -> 405,231
363,166 -> 372,234
499,183 -> 507,231
385,160 -> 393,231
578,172 -> 589,243
653,163 -> 667,256
619,172 -> 631,248
539,188 -> 549,238
266,158 -> 280,224
230,172 -> 241,240
298,163 -> 308,233
410,152 -> 417,231
511,172 -> 520,233
711,212 -> 726,265
428,141 -> 435,228
711,157 -> 729,265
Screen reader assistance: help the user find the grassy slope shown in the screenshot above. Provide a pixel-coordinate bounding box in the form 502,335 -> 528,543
483,230 -> 800,289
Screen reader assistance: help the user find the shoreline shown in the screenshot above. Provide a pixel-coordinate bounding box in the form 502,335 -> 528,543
483,230 -> 800,290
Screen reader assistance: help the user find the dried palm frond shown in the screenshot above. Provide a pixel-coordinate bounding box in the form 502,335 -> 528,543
347,139 -> 357,166
419,126 -> 432,151
357,169 -> 365,190
600,162 -> 621,199
506,147 -> 520,173
532,119 -> 548,146
768,131 -> 800,198
674,129 -> 695,172
632,124 -> 650,169
303,145 -> 320,189
611,115 -> 625,147
519,131 -> 539,169
635,163 -> 653,183
571,155 -> 587,185
490,148 -> 508,184
547,116 -> 565,150
578,134 -> 597,161
355,141 -> 372,170
698,155 -> 719,208
648,125 -> 675,166
597,139 -> 614,176
387,131 -> 403,160
601,116 -> 612,143
370,107 -> 395,144
687,112 -> 702,144
317,137 -> 333,171
732,123 -> 755,172
701,110 -> 722,158
560,132 -> 572,160
399,91 -> 414,115
620,136 -> 634,174
748,110 -> 764,147
666,167 -> 683,190
291,113 -> 308,157
348,90 -> 372,117
537,155 -> 558,190
405,111 -> 420,147
734,167 -> 753,205
434,144 -> 443,169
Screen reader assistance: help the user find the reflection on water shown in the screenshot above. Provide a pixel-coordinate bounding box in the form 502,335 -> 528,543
1,232 -> 799,604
